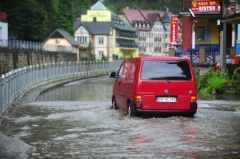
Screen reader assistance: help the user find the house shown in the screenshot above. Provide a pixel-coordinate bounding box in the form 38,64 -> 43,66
0,11 -> 8,47
78,1 -> 138,60
43,29 -> 79,56
117,7 -> 180,55
180,0 -> 239,52
221,1 -> 240,55
74,21 -> 112,60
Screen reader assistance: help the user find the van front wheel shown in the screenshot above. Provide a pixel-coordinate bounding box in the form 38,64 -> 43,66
112,97 -> 117,110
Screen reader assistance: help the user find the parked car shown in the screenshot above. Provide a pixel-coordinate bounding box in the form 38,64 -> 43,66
108,56 -> 198,117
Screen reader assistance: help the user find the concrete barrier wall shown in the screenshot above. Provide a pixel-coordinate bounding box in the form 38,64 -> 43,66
0,48 -> 77,75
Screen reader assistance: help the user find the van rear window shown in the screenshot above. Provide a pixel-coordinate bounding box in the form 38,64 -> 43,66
141,60 -> 192,80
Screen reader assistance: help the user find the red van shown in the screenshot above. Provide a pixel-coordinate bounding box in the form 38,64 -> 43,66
109,56 -> 197,117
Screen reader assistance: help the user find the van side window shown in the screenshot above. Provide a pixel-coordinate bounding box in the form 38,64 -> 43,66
117,64 -> 123,78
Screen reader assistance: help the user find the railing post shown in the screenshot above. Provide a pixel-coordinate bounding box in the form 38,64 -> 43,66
199,47 -> 205,63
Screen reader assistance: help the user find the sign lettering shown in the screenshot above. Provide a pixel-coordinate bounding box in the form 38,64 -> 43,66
170,16 -> 178,45
191,0 -> 220,12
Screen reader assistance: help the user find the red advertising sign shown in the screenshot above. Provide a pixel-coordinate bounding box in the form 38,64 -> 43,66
170,16 -> 178,45
191,0 -> 220,12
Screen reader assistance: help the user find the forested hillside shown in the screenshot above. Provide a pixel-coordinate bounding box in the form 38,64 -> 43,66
0,0 -> 181,41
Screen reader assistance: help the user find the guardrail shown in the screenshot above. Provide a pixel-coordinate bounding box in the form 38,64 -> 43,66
0,60 -> 122,122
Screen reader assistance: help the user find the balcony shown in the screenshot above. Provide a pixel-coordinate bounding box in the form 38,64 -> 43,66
117,31 -> 138,39
116,39 -> 138,48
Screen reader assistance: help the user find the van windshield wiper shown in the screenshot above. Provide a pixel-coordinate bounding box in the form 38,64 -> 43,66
148,77 -> 170,83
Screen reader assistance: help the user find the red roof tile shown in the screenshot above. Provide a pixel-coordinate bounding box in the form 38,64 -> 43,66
118,8 -> 175,31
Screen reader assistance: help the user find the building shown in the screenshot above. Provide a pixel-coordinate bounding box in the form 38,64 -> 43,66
74,21 -> 112,60
0,11 -> 8,47
221,1 -> 240,55
117,7 -> 180,56
180,0 -> 240,55
43,29 -> 80,56
77,1 -> 138,60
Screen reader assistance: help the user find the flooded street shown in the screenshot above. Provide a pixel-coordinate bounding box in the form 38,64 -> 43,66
1,76 -> 240,159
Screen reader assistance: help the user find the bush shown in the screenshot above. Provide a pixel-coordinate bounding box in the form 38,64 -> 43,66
101,55 -> 109,61
196,67 -> 229,95
232,67 -> 240,95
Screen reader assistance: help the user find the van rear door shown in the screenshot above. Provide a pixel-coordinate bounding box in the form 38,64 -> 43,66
139,60 -> 196,110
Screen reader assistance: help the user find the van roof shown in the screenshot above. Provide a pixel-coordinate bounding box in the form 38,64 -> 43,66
125,56 -> 190,61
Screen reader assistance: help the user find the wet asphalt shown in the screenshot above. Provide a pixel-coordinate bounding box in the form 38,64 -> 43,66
0,76 -> 240,159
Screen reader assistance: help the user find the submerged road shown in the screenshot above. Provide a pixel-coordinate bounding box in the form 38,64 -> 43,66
0,76 -> 240,159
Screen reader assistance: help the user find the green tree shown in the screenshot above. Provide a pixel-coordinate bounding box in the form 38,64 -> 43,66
57,0 -> 74,36
72,0 -> 99,20
22,1 -> 48,41
0,0 -> 48,41
38,0 -> 59,36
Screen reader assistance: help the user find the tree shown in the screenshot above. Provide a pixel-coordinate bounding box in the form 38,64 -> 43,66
72,0 -> 99,20
22,1 -> 48,41
38,0 -> 59,36
0,0 -> 48,41
57,0 -> 74,36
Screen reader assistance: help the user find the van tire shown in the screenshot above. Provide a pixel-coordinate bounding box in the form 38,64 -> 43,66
128,102 -> 135,117
128,104 -> 133,117
112,97 -> 117,110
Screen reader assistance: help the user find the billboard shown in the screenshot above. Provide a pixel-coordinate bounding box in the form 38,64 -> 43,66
170,16 -> 178,45
191,0 -> 220,12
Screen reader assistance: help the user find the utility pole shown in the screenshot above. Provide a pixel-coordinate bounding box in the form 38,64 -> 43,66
220,0 -> 227,75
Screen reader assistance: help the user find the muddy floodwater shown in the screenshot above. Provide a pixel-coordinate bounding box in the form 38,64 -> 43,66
1,76 -> 240,159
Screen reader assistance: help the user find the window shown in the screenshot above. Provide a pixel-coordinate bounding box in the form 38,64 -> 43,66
99,37 -> 104,44
117,63 -> 124,78
165,34 -> 170,39
141,60 -> 192,80
98,51 -> 103,59
77,37 -> 87,44
196,26 -> 210,42
196,26 -> 205,41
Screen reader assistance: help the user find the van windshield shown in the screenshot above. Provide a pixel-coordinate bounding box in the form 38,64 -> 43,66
141,60 -> 192,80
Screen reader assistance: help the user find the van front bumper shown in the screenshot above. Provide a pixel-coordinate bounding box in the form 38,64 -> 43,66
135,103 -> 197,115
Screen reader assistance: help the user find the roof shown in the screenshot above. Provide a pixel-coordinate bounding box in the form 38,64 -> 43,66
118,8 -> 174,30
90,1 -> 107,10
162,10 -> 171,23
43,29 -> 79,46
87,1 -> 137,32
109,9 -> 137,32
222,12 -> 240,23
124,56 -> 191,62
74,21 -> 111,35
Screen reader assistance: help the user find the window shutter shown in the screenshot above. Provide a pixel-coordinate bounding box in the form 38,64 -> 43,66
205,25 -> 211,42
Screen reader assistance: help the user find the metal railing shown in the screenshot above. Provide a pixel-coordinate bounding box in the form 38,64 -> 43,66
0,39 -> 77,53
175,48 -> 230,63
0,60 -> 122,121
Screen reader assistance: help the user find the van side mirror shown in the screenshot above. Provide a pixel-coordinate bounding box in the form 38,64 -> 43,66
109,72 -> 116,78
